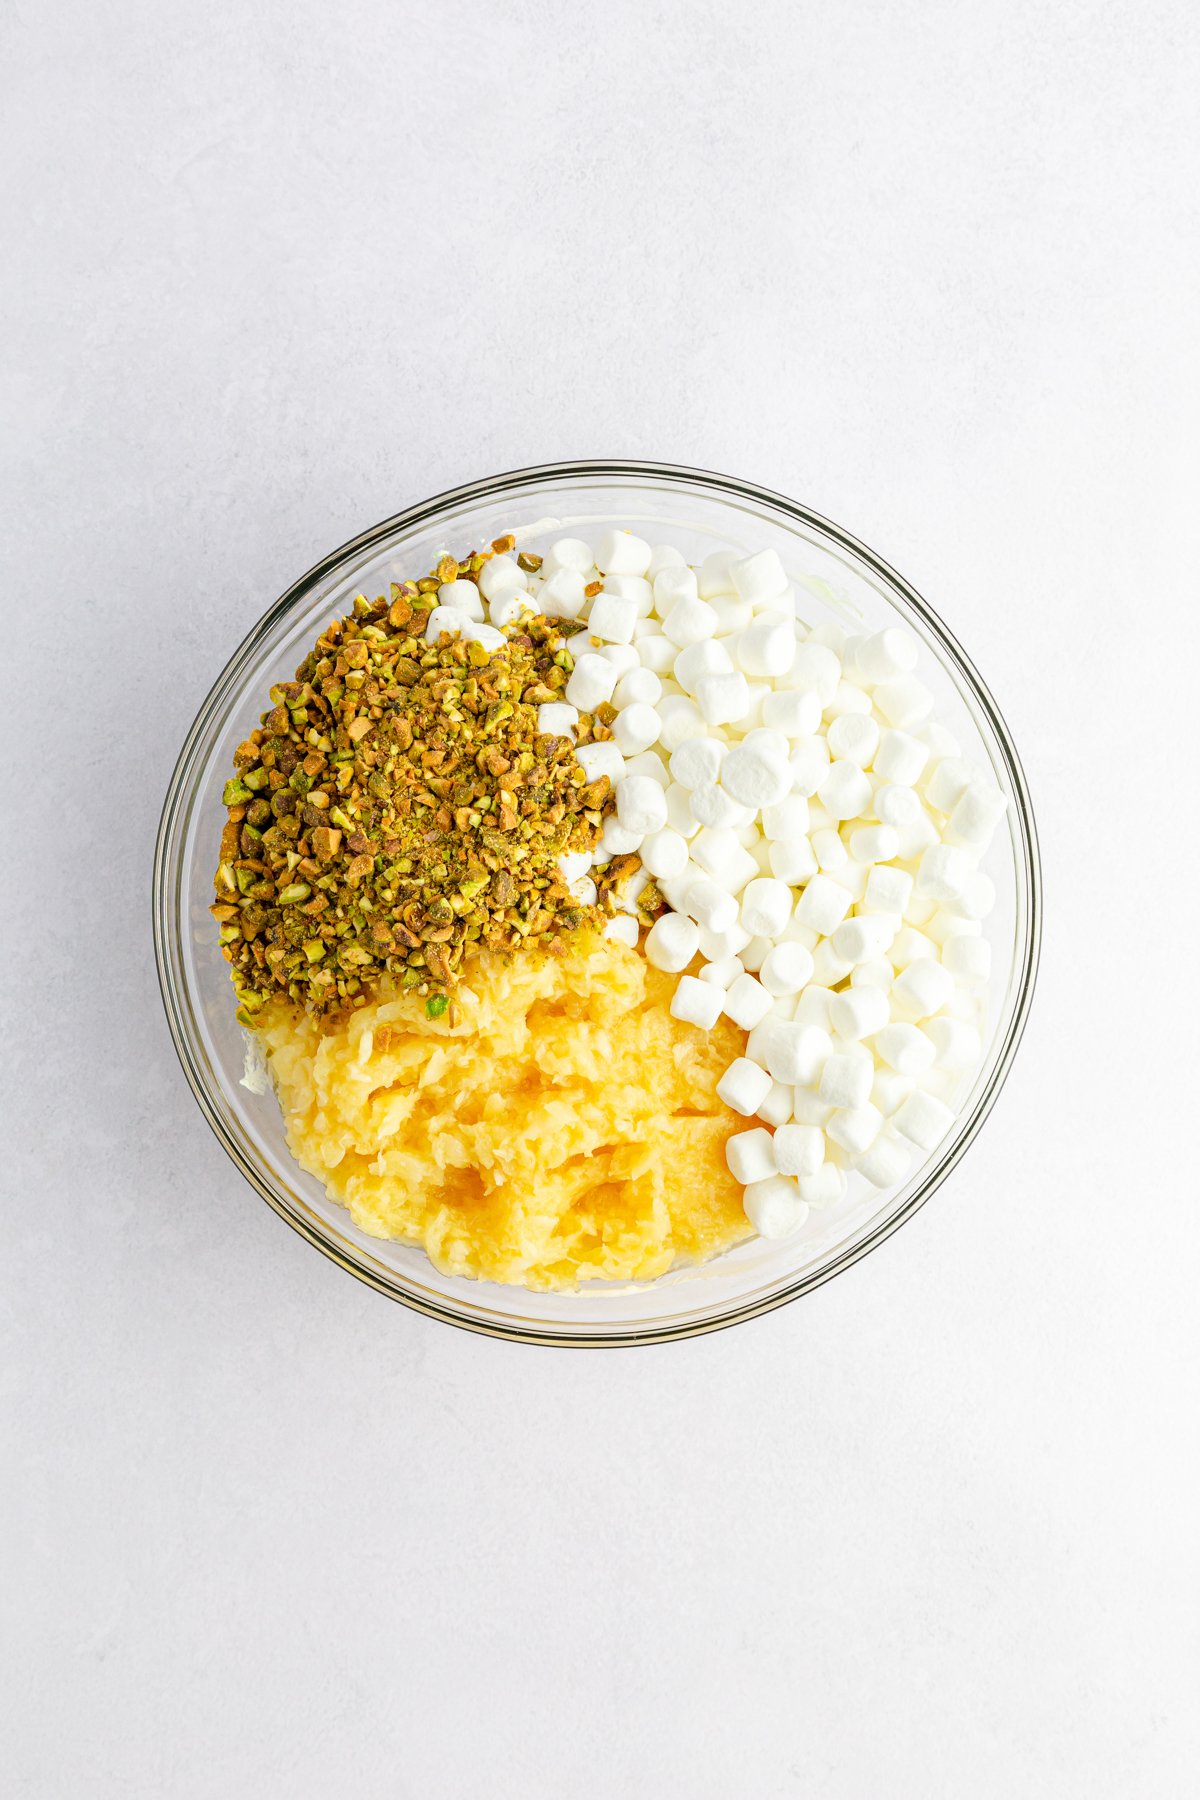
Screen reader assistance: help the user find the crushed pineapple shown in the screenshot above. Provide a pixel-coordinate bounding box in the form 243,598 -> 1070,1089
256,932 -> 751,1289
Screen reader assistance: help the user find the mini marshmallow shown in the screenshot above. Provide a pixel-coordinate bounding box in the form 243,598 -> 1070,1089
811,940 -> 854,987
876,1023 -> 937,1075
739,878 -> 793,939
773,1123 -> 825,1178
603,915 -> 640,948
788,735 -> 832,796
826,681 -> 872,719
558,851 -> 594,884
673,638 -> 734,694
438,579 -> 486,620
855,1130 -> 913,1189
601,814 -> 642,856
725,1126 -> 778,1185
638,634 -> 677,674
875,783 -> 925,829
716,1057 -> 774,1117
829,984 -> 891,1040
573,741 -> 626,786
565,653 -> 618,710
698,550 -> 737,598
921,722 -> 962,762
743,1176 -> 808,1239
461,621 -> 506,654
925,757 -> 976,815
818,760 -> 873,821
895,812 -> 941,859
594,529 -> 651,576
812,828 -> 848,873
795,873 -> 853,934
601,573 -> 653,612
916,843 -> 975,902
831,913 -> 897,965
871,1067 -> 914,1116
873,729 -> 929,786
478,555 -> 527,601
587,592 -> 638,645
760,1021 -> 833,1086
799,1163 -> 846,1206
696,674 -> 751,733
755,1081 -> 794,1127
699,925 -> 753,965
792,1088 -> 834,1128
657,696 -> 708,752
689,784 -> 754,831
818,1050 -> 874,1110
709,594 -> 755,633
768,838 -> 818,884
723,973 -> 774,1031
850,958 -> 894,990
827,1102 -> 884,1156
644,911 -> 700,973
950,870 -> 997,922
847,823 -> 899,865
653,564 -> 699,610
613,703 -> 661,755
731,548 -> 789,604
790,642 -> 841,704
538,568 -> 588,619
875,674 -> 934,729
793,984 -> 834,1029
827,712 -> 879,768
720,743 -> 792,809
759,941 -> 815,996
637,828 -> 688,881
699,956 -> 744,989
890,926 -> 937,968
762,688 -> 822,738
893,1090 -> 956,1150
489,591 -> 539,628
669,735 -> 725,791
569,876 -> 597,906
663,595 -> 719,649
537,701 -> 580,738
946,783 -> 1008,852
942,934 -> 992,981
665,782 -> 701,838
684,876 -> 740,934
925,1016 -> 983,1071
613,667 -> 663,708
864,863 -> 913,915
616,775 -> 668,836
671,974 -> 725,1031
646,544 -> 686,578
543,536 -> 593,575
852,626 -> 919,684
736,613 -> 795,679
890,958 -> 954,1020
424,605 -> 465,642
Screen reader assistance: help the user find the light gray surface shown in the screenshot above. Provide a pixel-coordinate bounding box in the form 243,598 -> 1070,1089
3,2 -> 1198,1795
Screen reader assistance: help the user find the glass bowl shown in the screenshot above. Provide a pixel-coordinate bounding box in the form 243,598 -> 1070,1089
154,460 -> 1041,1345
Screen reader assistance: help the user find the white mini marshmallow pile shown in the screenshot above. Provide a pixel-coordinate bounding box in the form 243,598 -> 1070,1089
431,529 -> 1007,1243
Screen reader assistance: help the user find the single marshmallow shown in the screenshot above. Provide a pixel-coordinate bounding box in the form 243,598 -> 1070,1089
831,914 -> 896,965
827,1102 -> 884,1156
942,934 -> 992,981
698,550 -> 738,598
700,671 -> 755,729
875,675 -> 934,729
425,605 -> 465,642
613,667 -> 663,708
916,843 -> 975,902
587,592 -> 638,645
739,878 -> 793,939
438,579 -> 486,620
671,973 -> 725,1031
653,696 -> 704,752
757,1080 -> 795,1127
762,688 -> 822,738
462,621 -> 506,654
736,613 -> 795,679
875,783 -> 925,830
848,823 -> 899,865
810,940 -> 854,987
759,941 -> 815,996
891,926 -> 937,968
543,537 -> 593,576
601,573 -> 653,613
673,638 -> 733,694
811,827 -> 848,873
490,591 -> 539,628
721,742 -> 792,809
829,984 -> 890,1040
792,1088 -> 834,1128
538,568 -> 588,619
689,784 -> 754,831
759,1021 -> 833,1086
795,873 -> 853,934
873,729 -> 930,786
665,782 -> 701,838
925,1016 -> 983,1071
684,876 -> 740,934
951,870 -> 997,922
601,814 -> 642,856
773,1123 -> 826,1178
876,1023 -> 937,1075
716,1057 -> 774,1117
788,735 -> 832,796
709,594 -> 755,633
826,681 -> 873,719
574,741 -> 626,786
646,544 -> 686,578
669,736 -> 725,791
653,564 -> 700,609
699,955 -> 744,989
731,548 -> 789,604
871,1067 -> 914,1116
850,958 -> 894,991
893,1090 -> 956,1150
946,783 -> 1008,852
768,838 -> 818,884
613,703 -> 661,755
603,914 -> 640,948
569,875 -> 597,906
827,712 -> 879,768
594,529 -> 651,576
925,757 -> 976,815
698,919 -> 752,960
864,863 -> 913,915
478,555 -> 527,601
818,1049 -> 874,1110
638,634 -> 677,674
637,828 -> 687,881
644,911 -> 700,973
726,1126 -> 778,1185
818,760 -> 873,821
565,653 -> 618,710
799,1163 -> 846,1206
616,776 -> 668,836
663,595 -> 719,649
790,642 -> 841,704
537,701 -> 579,738
723,973 -> 775,1031
855,1130 -> 913,1189
743,1176 -> 808,1239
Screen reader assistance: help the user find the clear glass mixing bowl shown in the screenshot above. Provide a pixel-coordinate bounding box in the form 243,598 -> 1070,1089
153,460 -> 1041,1345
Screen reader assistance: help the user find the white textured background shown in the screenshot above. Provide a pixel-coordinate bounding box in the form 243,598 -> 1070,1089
4,2 -> 1199,1794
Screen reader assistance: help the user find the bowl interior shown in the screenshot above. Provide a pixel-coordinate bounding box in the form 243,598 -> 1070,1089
155,464 -> 1039,1344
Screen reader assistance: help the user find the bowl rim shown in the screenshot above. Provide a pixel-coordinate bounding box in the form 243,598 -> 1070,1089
153,457 -> 1042,1347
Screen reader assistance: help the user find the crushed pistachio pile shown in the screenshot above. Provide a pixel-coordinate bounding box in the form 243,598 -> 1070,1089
211,542 -> 659,1022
